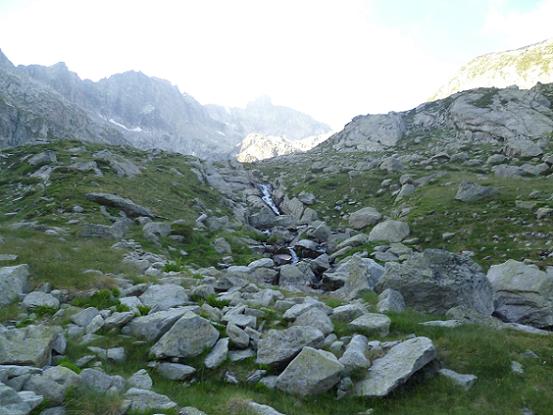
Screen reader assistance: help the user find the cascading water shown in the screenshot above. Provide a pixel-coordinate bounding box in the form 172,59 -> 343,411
259,183 -> 281,215
258,183 -> 299,264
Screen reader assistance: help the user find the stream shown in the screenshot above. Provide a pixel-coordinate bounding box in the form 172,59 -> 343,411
258,183 -> 299,264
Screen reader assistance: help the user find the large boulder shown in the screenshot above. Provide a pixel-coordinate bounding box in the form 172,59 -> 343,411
24,366 -> 80,403
139,284 -> 188,311
349,313 -> 391,337
292,307 -> 334,335
454,181 -> 497,202
256,326 -> 324,366
122,308 -> 190,341
322,255 -> 384,300
276,347 -> 344,396
354,337 -> 436,397
0,325 -> 62,367
22,292 -> 60,310
0,382 -> 41,415
377,249 -> 493,315
368,220 -> 410,243
85,192 -> 153,218
124,388 -> 177,411
0,265 -> 30,306
348,207 -> 382,230
150,312 -> 219,359
487,260 -> 553,328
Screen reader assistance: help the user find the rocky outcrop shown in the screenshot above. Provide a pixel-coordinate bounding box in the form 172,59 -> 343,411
487,260 -> 553,328
275,347 -> 344,396
324,83 -> 553,153
377,249 -> 494,315
432,39 -> 553,100
0,325 -> 62,367
150,312 -> 219,359
354,337 -> 437,397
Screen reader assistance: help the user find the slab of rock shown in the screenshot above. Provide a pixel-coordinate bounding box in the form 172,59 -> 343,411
86,192 -> 153,218
276,347 -> 344,396
377,289 -> 405,313
439,368 -> 477,390
454,181 -> 497,202
0,325 -> 61,367
331,303 -> 367,323
122,307 -> 189,341
292,307 -> 334,335
377,249 -> 493,315
204,338 -> 229,369
28,151 -> 56,166
25,366 -> 80,403
349,313 -> 391,337
247,401 -> 286,415
128,369 -> 153,390
368,220 -> 410,243
487,260 -> 553,328
22,291 -> 60,310
150,312 -> 219,359
0,264 -> 29,306
139,284 -> 188,310
322,256 -> 384,300
348,207 -> 382,230
0,382 -> 40,415
256,326 -> 324,366
156,363 -> 196,380
339,334 -> 370,372
71,307 -> 100,327
124,388 -> 177,411
355,337 -> 437,397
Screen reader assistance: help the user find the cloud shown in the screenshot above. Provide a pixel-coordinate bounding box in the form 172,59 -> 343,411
481,0 -> 553,48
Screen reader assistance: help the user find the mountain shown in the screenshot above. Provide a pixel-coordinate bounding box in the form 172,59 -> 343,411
0,50 -> 128,148
0,50 -> 330,158
2,79 -> 553,413
236,131 -> 331,162
433,38 -> 553,100
324,82 -> 553,156
206,96 -> 331,141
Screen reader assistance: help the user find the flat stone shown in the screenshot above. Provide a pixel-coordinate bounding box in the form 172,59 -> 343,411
256,326 -> 325,366
150,312 -> 219,359
276,346 -> 344,396
439,368 -> 477,390
355,337 -> 437,397
349,313 -> 391,337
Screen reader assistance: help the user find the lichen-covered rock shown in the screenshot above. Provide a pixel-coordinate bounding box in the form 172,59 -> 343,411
124,388 -> 177,411
276,347 -> 344,396
354,337 -> 436,397
377,249 -> 493,315
0,325 -> 62,367
139,284 -> 188,311
150,312 -> 219,359
256,326 -> 324,366
0,264 -> 29,306
487,260 -> 553,328
368,220 -> 410,243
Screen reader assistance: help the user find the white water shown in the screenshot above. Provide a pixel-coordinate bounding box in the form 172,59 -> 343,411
259,184 -> 281,215
259,183 -> 299,264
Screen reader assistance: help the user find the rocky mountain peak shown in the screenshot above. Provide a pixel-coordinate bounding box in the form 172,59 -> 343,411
432,38 -> 553,100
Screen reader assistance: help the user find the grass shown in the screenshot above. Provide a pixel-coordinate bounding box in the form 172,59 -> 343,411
71,288 -> 122,309
0,227 -> 134,290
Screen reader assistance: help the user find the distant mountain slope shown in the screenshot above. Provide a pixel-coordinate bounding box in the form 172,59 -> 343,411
0,51 -> 127,148
0,49 -> 330,158
433,39 -> 553,100
206,96 -> 331,141
236,132 -> 331,162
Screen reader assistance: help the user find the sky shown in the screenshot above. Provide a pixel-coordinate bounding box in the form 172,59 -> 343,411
0,0 -> 552,129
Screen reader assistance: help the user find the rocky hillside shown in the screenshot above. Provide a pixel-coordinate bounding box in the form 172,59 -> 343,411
433,38 -> 553,100
0,51 -> 329,159
236,132 -> 330,162
324,82 -> 553,155
1,129 -> 553,415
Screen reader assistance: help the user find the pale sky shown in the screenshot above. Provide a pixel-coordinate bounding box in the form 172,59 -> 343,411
0,0 -> 552,129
